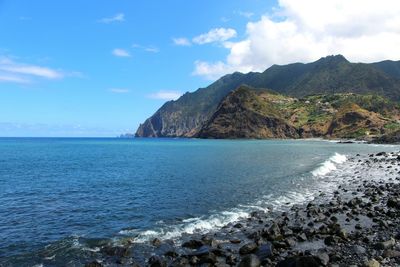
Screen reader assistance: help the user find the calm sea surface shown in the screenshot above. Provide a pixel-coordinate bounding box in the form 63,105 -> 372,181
0,138 -> 397,266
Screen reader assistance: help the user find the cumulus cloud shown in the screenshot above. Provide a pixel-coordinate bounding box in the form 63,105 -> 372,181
192,28 -> 237,45
173,37 -> 192,46
109,88 -> 130,93
112,48 -> 131,57
99,13 -> 125,23
148,90 -> 182,100
193,0 -> 400,80
0,57 -> 65,83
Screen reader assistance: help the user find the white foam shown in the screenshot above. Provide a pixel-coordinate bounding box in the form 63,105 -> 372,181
312,153 -> 347,176
125,209 -> 249,243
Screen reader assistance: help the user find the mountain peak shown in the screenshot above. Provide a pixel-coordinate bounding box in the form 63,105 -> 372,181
316,54 -> 349,64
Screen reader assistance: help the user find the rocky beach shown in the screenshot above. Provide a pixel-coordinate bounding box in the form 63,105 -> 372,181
82,150 -> 400,267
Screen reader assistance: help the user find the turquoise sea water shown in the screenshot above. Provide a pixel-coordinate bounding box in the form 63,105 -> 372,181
0,138 -> 397,266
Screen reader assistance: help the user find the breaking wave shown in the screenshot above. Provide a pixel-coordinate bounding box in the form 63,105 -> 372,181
311,153 -> 347,176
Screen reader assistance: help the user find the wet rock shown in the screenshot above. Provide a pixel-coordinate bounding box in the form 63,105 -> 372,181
152,238 -> 162,247
238,254 -> 261,267
100,246 -> 130,257
198,252 -> 217,264
164,250 -> 178,258
171,257 -> 190,267
230,239 -> 241,244
85,261 -> 103,267
239,242 -> 258,255
255,243 -> 273,263
148,255 -> 167,267
182,239 -> 204,249
276,256 -> 320,267
234,223 -> 244,228
263,223 -> 282,241
192,245 -> 211,256
226,253 -> 237,265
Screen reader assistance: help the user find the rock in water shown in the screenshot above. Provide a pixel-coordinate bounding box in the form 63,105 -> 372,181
238,254 -> 261,267
85,261 -> 103,267
182,239 -> 203,249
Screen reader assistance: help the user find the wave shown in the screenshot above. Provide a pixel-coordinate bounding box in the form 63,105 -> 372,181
120,209 -> 249,242
311,153 -> 347,176
120,189 -> 318,244
118,153 -> 350,244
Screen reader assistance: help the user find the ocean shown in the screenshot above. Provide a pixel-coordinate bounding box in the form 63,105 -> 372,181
0,138 -> 397,266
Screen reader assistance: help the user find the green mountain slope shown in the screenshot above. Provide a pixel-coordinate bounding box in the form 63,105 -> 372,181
136,55 -> 400,137
197,86 -> 400,139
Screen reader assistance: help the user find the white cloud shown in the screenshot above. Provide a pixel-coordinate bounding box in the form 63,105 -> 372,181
0,57 -> 66,83
0,64 -> 63,79
148,90 -> 182,100
236,11 -> 254,18
194,0 -> 400,79
132,44 -> 160,53
145,47 -> 160,53
112,48 -> 131,57
109,88 -> 130,93
192,28 -> 237,45
99,13 -> 125,23
173,37 -> 191,46
0,74 -> 30,84
192,61 -> 237,80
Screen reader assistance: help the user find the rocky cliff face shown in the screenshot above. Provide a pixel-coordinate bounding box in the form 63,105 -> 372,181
196,87 -> 299,139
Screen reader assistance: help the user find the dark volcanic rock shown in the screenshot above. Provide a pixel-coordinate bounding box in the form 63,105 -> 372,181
238,254 -> 261,267
276,256 -> 321,267
239,242 -> 258,255
182,239 -> 204,249
255,243 -> 273,263
100,246 -> 130,257
85,261 -> 103,267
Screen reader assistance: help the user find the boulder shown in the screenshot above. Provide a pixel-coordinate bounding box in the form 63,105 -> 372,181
239,242 -> 258,255
238,254 -> 261,267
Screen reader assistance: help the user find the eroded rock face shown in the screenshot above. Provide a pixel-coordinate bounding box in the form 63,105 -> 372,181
196,87 -> 299,139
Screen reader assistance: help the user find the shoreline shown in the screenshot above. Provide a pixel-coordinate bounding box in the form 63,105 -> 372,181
83,151 -> 400,267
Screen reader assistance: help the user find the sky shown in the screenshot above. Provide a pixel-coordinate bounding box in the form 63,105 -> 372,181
1,0 -> 400,137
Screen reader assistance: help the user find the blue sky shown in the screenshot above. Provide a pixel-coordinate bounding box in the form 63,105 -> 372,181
0,0 -> 276,137
1,0 -> 400,137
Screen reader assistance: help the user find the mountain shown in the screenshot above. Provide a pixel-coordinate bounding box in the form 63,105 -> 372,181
196,86 -> 299,139
198,86 -> 400,139
136,55 -> 400,137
